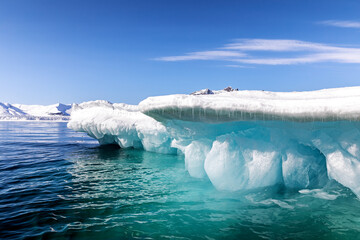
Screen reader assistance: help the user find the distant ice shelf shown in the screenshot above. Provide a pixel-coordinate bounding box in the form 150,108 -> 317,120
68,87 -> 360,199
0,102 -> 71,121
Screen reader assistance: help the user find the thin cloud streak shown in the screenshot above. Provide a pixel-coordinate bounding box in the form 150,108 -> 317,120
223,39 -> 337,52
155,39 -> 360,65
320,20 -> 360,29
154,50 -> 246,61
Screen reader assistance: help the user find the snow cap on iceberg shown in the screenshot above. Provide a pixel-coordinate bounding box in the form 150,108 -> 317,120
139,86 -> 360,123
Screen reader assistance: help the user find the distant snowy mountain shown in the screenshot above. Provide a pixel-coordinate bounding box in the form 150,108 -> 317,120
190,86 -> 238,95
0,102 -> 71,121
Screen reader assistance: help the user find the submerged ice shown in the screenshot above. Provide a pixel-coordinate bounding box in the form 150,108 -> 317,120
68,87 -> 360,198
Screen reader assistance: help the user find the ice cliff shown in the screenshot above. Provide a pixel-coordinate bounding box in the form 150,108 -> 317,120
67,87 -> 360,198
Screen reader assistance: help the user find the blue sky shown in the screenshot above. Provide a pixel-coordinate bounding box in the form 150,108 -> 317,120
1,0 -> 360,104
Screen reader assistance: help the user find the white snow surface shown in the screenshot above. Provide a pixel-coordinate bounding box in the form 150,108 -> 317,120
140,86 -> 360,122
0,102 -> 71,121
68,87 -> 360,199
0,103 -> 27,118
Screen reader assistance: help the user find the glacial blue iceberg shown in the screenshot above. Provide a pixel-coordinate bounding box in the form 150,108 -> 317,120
68,87 -> 360,198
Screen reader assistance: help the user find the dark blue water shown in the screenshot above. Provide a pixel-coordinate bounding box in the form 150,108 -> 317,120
0,121 -> 359,239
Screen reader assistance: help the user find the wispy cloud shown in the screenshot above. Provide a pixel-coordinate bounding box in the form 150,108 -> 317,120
319,20 -> 360,29
155,39 -> 360,65
223,39 -> 335,52
154,50 -> 246,61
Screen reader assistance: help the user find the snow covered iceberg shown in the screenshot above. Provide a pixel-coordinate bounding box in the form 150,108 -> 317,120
68,87 -> 360,198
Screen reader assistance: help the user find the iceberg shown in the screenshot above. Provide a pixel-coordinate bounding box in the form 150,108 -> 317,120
68,87 -> 360,198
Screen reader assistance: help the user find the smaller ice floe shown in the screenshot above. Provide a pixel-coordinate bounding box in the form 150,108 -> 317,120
299,189 -> 341,200
245,195 -> 294,209
258,199 -> 295,209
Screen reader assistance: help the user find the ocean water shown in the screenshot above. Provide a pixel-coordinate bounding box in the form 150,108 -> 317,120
0,122 -> 359,240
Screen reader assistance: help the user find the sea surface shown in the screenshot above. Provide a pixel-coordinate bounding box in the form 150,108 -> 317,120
0,121 -> 359,239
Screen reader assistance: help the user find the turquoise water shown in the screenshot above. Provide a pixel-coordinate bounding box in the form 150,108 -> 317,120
0,122 -> 359,239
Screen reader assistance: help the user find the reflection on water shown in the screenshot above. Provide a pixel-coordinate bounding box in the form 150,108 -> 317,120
0,121 -> 359,239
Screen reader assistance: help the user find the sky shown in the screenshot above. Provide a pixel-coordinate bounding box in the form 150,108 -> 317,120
1,0 -> 360,104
